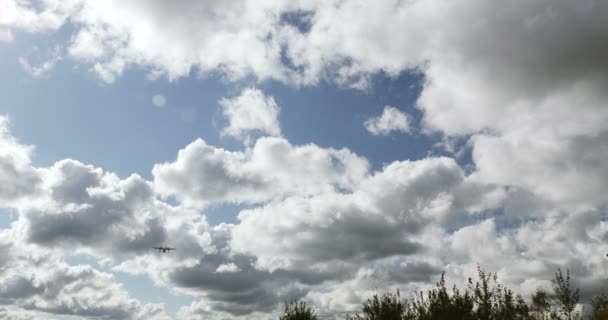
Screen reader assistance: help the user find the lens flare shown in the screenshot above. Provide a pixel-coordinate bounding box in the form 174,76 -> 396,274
152,94 -> 166,107
101,73 -> 115,85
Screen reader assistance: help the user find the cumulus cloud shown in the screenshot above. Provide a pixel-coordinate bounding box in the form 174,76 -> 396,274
0,110 -> 602,319
0,117 -> 42,207
0,115 -> 506,318
220,88 -> 281,143
230,157 -> 476,271
153,136 -> 369,208
0,230 -> 171,320
0,110 -> 578,319
442,208 -> 608,300
17,158 -> 222,271
23,162 -> 168,259
364,106 -> 411,136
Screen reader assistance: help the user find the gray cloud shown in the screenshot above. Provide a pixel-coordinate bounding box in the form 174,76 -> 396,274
0,119 -> 41,206
0,231 -> 171,320
48,159 -> 102,204
384,262 -> 442,284
473,131 -> 608,207
0,155 -> 41,204
0,307 -> 38,320
231,157 -> 466,271
24,161 -> 166,259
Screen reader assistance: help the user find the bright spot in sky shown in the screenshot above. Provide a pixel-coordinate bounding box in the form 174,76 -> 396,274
101,73 -> 115,85
152,94 -> 166,107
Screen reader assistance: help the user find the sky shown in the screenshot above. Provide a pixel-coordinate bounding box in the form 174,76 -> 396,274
0,0 -> 607,319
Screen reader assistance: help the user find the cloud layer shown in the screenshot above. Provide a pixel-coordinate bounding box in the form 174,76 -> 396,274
0,105 -> 603,319
2,0 -> 608,319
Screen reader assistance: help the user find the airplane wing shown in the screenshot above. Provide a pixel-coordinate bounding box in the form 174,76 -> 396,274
167,248 -> 176,251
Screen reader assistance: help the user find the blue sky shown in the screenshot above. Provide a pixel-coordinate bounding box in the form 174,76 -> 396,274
0,1 -> 607,320
1,34 -> 433,180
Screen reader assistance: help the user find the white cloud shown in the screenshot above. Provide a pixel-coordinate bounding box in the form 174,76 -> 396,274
152,136 -> 369,208
216,263 -> 240,273
0,0 -> 79,32
0,0 -> 445,84
364,106 -> 411,136
443,209 -> 608,300
61,0 -> 291,81
18,56 -> 58,78
18,46 -> 62,78
220,88 -> 281,143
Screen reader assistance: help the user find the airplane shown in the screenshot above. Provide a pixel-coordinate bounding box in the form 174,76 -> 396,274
153,246 -> 176,253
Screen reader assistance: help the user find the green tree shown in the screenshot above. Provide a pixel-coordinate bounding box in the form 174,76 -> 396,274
280,300 -> 318,320
493,285 -> 530,320
552,269 -> 580,320
347,290 -> 406,320
467,267 -> 530,320
411,273 -> 475,320
590,290 -> 608,320
531,289 -> 551,320
346,266 -> 608,320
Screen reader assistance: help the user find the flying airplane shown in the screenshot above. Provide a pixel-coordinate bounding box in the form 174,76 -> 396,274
153,246 -> 176,253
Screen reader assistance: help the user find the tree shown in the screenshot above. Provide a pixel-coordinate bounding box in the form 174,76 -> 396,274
347,266 -> 607,320
531,289 -> 551,320
590,290 -> 608,320
280,300 -> 318,320
348,290 -> 406,320
411,273 -> 475,320
467,267 -> 529,320
552,269 -> 580,320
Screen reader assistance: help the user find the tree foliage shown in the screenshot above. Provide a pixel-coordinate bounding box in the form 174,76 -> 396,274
298,267 -> 607,320
347,290 -> 406,320
590,290 -> 608,320
551,269 -> 580,320
280,300 -> 319,320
